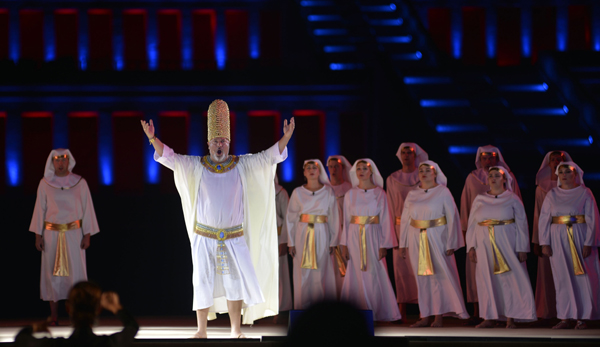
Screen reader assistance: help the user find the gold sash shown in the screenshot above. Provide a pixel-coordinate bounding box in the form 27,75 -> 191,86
410,216 -> 447,276
44,220 -> 82,277
477,219 -> 514,274
552,215 -> 586,276
395,216 -> 401,225
350,215 -> 380,271
333,247 -> 346,276
299,214 -> 328,269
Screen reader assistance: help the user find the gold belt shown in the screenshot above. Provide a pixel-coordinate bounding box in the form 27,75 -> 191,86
395,216 -> 401,225
350,215 -> 380,271
299,214 -> 328,269
44,220 -> 82,277
410,216 -> 447,276
477,219 -> 514,274
552,215 -> 586,276
194,223 -> 244,241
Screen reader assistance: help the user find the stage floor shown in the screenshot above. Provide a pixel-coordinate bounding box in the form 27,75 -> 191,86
1,315 -> 600,343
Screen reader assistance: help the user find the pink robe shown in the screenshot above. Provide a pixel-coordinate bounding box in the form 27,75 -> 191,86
539,186 -> 600,320
331,181 -> 352,298
400,185 -> 469,319
460,168 -> 521,302
466,191 -> 536,322
386,170 -> 419,304
341,187 -> 401,321
531,179 -> 557,318
275,184 -> 292,311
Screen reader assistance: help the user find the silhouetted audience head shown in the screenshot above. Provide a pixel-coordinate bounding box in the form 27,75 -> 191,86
67,281 -> 102,328
286,301 -> 371,346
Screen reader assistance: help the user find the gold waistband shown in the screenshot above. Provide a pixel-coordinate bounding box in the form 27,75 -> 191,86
410,216 -> 447,229
552,215 -> 586,225
44,220 -> 82,232
350,215 -> 380,225
299,214 -> 328,224
395,216 -> 401,225
478,219 -> 515,227
194,223 -> 244,241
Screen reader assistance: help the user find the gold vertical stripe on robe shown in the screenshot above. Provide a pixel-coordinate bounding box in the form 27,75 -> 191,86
395,216 -> 401,225
299,214 -> 328,269
350,215 -> 380,271
410,216 -> 447,276
551,215 -> 586,276
44,220 -> 82,277
477,219 -> 514,274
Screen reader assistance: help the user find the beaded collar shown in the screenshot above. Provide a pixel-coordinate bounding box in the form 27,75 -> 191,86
201,155 -> 239,174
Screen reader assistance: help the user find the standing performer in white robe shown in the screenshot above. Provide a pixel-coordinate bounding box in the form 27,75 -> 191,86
275,176 -> 292,312
532,150 -> 572,323
327,155 -> 352,297
460,145 -> 521,324
400,160 -> 469,327
29,149 -> 100,325
386,142 -> 428,320
141,99 -> 295,338
340,159 -> 401,322
466,166 -> 536,328
539,161 -> 600,329
287,160 -> 340,309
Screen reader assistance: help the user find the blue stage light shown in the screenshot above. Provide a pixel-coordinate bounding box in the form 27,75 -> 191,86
369,19 -> 403,26
448,146 -> 479,154
543,83 -> 548,90
436,124 -> 488,133
498,84 -> 548,92
329,63 -> 363,70
301,0 -> 334,6
513,108 -> 567,116
392,52 -> 421,60
361,5 -> 396,12
377,35 -> 412,43
403,76 -> 451,84
324,45 -> 356,53
589,136 -> 594,144
539,139 -> 591,147
314,28 -> 347,36
452,29 -> 461,59
585,173 -> 600,180
420,99 -> 470,107
563,105 -> 569,114
308,14 -> 341,21
416,51 -> 422,59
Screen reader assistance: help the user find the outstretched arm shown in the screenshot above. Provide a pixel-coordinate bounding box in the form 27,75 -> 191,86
278,117 -> 295,154
141,119 -> 165,157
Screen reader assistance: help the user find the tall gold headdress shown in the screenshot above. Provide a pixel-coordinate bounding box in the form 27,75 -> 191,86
207,99 -> 231,142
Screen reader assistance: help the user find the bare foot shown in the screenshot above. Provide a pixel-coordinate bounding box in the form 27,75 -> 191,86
410,318 -> 431,328
552,320 -> 571,329
233,333 -> 247,338
506,323 -> 517,329
430,317 -> 443,328
476,320 -> 496,328
574,320 -> 587,330
190,332 -> 207,339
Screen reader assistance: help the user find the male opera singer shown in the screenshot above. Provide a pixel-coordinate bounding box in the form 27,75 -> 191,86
141,99 -> 295,338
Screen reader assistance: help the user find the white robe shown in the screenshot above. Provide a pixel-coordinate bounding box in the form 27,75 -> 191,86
341,187 -> 401,321
466,191 -> 536,322
386,170 -> 419,304
286,185 -> 340,309
532,179 -> 558,318
331,181 -> 352,297
538,185 -> 600,320
29,174 -> 100,301
400,185 -> 469,319
460,168 -> 522,303
156,143 -> 286,324
275,184 -> 292,311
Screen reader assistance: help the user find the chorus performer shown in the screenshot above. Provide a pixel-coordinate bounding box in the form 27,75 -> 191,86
287,160 -> 340,309
539,162 -> 600,329
340,159 -> 401,322
275,176 -> 292,312
466,166 -> 536,328
400,160 -> 469,327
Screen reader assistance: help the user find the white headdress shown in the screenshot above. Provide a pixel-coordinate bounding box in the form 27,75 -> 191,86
536,150 -> 572,185
349,158 -> 384,188
44,149 -> 76,180
488,165 -> 513,192
396,142 -> 428,166
555,161 -> 585,187
326,155 -> 352,182
475,145 -> 511,172
304,159 -> 331,186
418,160 -> 448,186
